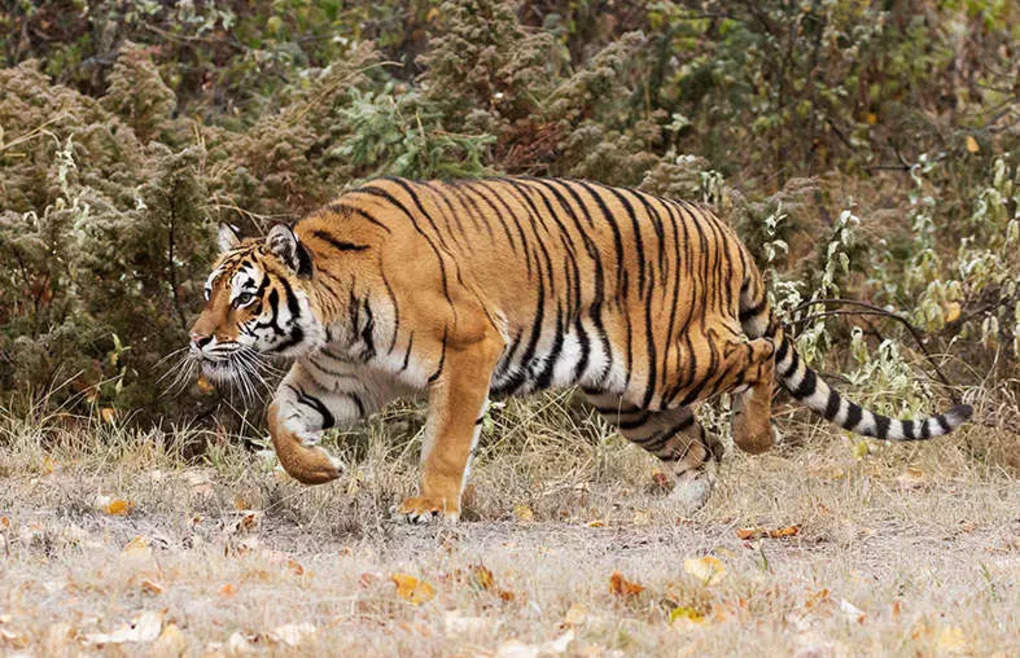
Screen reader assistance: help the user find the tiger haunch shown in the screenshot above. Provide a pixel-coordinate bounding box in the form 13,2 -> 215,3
185,177 -> 971,522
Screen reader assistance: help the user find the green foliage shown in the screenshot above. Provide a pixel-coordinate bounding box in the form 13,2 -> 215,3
0,0 -> 1017,425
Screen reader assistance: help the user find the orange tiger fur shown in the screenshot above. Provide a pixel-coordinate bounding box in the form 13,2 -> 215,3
188,177 -> 971,522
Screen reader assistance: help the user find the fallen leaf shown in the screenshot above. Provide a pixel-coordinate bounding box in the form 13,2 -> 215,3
609,571 -> 645,597
896,467 -> 927,490
153,624 -> 188,655
140,578 -> 164,595
769,524 -> 800,538
513,504 -> 534,523
287,559 -> 304,576
944,301 -> 961,323
105,499 -> 135,516
683,556 -> 726,585
359,571 -> 382,588
865,112 -> 878,125
85,610 -> 163,645
737,527 -> 764,540
0,627 -> 29,649
586,519 -> 605,528
0,516 -> 9,528
42,454 -> 56,475
100,407 -> 117,424
471,564 -> 494,591
670,606 -> 706,630
965,135 -> 979,153
219,583 -> 238,598
391,573 -> 436,605
121,535 -> 152,561
268,622 -> 316,647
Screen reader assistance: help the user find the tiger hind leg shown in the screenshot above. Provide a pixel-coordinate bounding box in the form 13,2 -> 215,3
587,392 -> 722,513
729,337 -> 777,453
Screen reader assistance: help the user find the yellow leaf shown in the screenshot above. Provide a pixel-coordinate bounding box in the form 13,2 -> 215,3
121,535 -> 151,559
683,556 -> 726,585
100,407 -> 116,424
608,571 -> 645,597
391,573 -> 436,605
42,454 -> 56,475
512,504 -> 534,523
586,519 -> 605,528
106,499 -> 135,516
669,606 -> 705,627
965,135 -> 979,153
865,112 -> 877,125
471,564 -> 494,591
944,301 -> 961,323
140,578 -> 164,595
219,583 -> 238,597
768,524 -> 800,538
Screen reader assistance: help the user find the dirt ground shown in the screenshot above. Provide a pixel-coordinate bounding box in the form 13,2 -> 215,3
0,402 -> 1017,656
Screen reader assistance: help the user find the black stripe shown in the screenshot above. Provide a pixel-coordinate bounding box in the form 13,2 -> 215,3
781,348 -> 800,379
791,368 -> 817,399
428,329 -> 448,384
739,298 -> 767,322
617,413 -> 651,430
874,415 -> 891,440
844,403 -> 862,430
920,419 -> 931,439
936,414 -> 951,433
401,332 -> 414,371
312,230 -> 369,252
775,336 -> 789,365
290,385 -> 335,430
901,419 -> 915,440
823,389 -> 841,421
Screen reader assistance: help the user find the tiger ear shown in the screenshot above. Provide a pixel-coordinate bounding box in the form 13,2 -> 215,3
218,223 -> 242,253
266,223 -> 313,277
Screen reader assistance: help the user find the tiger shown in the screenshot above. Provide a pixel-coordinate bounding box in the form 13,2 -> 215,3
187,176 -> 972,523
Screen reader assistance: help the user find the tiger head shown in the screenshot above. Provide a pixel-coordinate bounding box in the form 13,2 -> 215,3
188,224 -> 326,384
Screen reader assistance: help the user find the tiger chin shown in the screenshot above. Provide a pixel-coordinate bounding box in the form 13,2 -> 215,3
187,177 -> 972,524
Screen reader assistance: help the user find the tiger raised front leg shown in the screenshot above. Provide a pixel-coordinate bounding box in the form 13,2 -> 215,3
268,362 -> 396,485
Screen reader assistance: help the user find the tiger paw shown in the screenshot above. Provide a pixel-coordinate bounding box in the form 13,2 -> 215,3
392,496 -> 460,524
669,468 -> 716,514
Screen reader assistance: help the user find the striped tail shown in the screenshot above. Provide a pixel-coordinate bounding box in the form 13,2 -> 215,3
772,331 -> 972,440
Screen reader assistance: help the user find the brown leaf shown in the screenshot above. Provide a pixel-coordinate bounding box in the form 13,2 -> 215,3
768,524 -> 800,538
965,135 -> 980,153
140,578 -> 164,595
219,583 -> 238,597
737,527 -> 764,540
608,571 -> 645,597
287,559 -> 304,576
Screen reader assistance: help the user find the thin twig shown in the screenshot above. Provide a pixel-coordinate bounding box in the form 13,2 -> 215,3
788,298 -> 961,402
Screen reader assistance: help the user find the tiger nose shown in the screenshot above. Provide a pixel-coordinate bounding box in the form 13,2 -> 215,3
190,332 -> 213,349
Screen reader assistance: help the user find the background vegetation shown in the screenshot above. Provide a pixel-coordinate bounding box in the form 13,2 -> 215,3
1,0 -> 1017,442
0,3 -> 1017,655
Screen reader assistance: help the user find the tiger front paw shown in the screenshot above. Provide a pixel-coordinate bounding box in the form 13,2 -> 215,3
391,496 -> 460,524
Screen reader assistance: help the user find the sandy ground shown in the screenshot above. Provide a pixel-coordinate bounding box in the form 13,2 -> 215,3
0,402 -> 1017,656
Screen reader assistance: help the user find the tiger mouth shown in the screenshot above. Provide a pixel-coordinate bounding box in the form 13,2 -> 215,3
199,358 -> 241,382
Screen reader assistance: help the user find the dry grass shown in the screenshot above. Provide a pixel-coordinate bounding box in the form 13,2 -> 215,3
0,391 -> 1017,657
